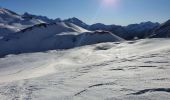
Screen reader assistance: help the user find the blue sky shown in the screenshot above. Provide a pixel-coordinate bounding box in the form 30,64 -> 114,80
0,0 -> 170,25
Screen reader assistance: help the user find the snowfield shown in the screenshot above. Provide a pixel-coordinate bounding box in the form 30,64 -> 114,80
0,38 -> 170,100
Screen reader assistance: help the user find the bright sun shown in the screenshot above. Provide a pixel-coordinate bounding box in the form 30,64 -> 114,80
102,0 -> 117,7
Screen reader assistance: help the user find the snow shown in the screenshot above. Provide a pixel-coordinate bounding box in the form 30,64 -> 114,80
0,7 -> 170,100
64,17 -> 89,29
0,8 -> 22,22
0,8 -> 46,36
0,7 -> 166,41
125,21 -> 159,32
0,24 -> 19,36
0,22 -> 122,57
22,12 -> 55,23
151,20 -> 170,38
0,38 -> 169,100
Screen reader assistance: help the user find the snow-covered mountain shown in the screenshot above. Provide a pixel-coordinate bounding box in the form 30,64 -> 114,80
0,8 -> 165,41
0,8 -> 22,24
87,22 -> 160,40
0,7 -> 170,100
123,21 -> 160,39
0,8 -> 124,56
151,20 -> 170,38
64,17 -> 89,29
64,18 -> 125,33
0,8 -> 45,26
0,8 -> 21,36
89,23 -> 119,31
22,12 -> 60,23
64,18 -> 160,40
0,22 -> 123,56
0,8 -> 46,37
0,7 -> 169,57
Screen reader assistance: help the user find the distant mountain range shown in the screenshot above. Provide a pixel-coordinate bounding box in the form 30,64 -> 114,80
64,17 -> 160,40
1,7 -> 170,39
0,7 -> 170,56
0,8 -> 123,56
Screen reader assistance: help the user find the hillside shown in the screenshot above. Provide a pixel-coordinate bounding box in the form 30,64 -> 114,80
0,38 -> 169,100
0,22 -> 123,56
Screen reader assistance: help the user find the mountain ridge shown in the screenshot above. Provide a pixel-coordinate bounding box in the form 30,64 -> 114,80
0,7 -> 170,56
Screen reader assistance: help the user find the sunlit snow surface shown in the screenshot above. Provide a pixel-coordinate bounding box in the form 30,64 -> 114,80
0,38 -> 170,100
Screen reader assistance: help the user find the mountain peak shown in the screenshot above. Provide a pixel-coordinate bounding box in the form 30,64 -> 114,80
23,12 -> 31,16
0,8 -> 22,24
22,12 -> 55,23
64,17 -> 89,29
163,19 -> 170,26
65,17 -> 84,24
150,19 -> 170,38
0,8 -> 19,16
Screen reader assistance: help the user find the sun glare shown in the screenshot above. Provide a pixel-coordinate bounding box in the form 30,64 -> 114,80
102,0 -> 117,6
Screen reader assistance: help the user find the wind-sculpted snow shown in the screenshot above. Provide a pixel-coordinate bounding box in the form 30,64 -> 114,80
0,38 -> 169,100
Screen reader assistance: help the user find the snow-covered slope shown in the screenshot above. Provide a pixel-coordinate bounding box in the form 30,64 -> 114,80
0,8 -> 46,36
0,8 -> 22,36
89,23 -> 116,30
0,38 -> 169,100
0,8 -> 22,24
124,21 -> 160,39
88,22 -> 160,40
0,24 -> 20,37
0,22 -> 123,57
64,17 -> 89,29
125,21 -> 160,33
64,17 -> 161,40
22,12 -> 57,23
151,20 -> 170,38
0,8 -> 44,26
1,8 -> 165,40
0,8 -> 123,56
